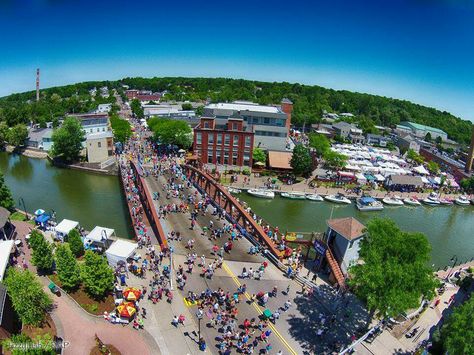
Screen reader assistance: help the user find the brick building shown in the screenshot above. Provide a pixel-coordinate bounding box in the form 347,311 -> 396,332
193,117 -> 254,167
126,89 -> 161,102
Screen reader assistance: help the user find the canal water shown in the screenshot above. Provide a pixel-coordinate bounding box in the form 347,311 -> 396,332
238,194 -> 474,268
0,152 -> 133,238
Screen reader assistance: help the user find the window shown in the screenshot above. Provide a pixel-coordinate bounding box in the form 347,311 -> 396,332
245,136 -> 251,147
196,132 -> 202,144
208,134 -> 214,144
98,142 -> 102,148
264,117 -> 270,124
233,135 -> 239,146
207,149 -> 214,164
217,134 -> 222,144
204,121 -> 209,129
224,134 -> 230,145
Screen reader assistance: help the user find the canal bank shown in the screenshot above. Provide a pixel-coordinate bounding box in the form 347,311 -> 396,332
0,151 -> 133,238
238,193 -> 474,268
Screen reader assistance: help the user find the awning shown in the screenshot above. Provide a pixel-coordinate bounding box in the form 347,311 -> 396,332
355,173 -> 367,181
374,174 -> 385,182
35,214 -> 51,224
413,165 -> 429,175
86,226 -> 115,243
56,219 -> 79,235
105,240 -> 138,266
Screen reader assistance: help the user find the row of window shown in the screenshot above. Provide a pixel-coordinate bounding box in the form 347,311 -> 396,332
196,132 -> 252,147
202,121 -> 242,130
243,116 -> 286,127
254,130 -> 286,137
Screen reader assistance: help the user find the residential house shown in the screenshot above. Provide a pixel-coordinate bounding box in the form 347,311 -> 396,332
86,131 -> 114,164
26,128 -> 53,151
397,133 -> 421,153
366,133 -> 390,147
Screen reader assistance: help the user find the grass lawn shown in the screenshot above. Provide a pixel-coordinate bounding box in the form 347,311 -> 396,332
10,211 -> 27,221
50,274 -> 115,315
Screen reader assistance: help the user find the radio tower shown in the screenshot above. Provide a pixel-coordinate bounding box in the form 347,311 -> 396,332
36,68 -> 40,101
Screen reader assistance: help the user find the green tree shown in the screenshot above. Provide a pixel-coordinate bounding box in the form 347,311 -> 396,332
181,103 -> 193,111
81,251 -> 114,299
51,117 -> 85,162
252,148 -> 266,164
424,132 -> 432,142
195,105 -> 205,116
348,218 -> 438,318
55,243 -> 81,290
6,124 -> 28,147
323,150 -> 347,170
308,133 -> 330,157
406,149 -> 424,164
460,176 -> 474,193
440,297 -> 474,354
427,160 -> 440,175
30,232 -> 54,272
290,145 -> 313,177
130,99 -> 144,118
148,118 -> 192,148
67,228 -> 84,257
3,268 -> 52,326
435,136 -> 442,144
0,121 -> 8,146
3,334 -> 55,355
109,113 -> 132,143
0,172 -> 15,211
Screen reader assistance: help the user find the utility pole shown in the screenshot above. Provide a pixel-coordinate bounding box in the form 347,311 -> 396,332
36,68 -> 40,101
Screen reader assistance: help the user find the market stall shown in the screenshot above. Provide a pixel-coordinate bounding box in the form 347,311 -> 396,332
55,219 -> 79,241
105,240 -> 138,266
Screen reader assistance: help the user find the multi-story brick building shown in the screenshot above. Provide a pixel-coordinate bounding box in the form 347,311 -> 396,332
193,116 -> 254,167
193,99 -> 293,167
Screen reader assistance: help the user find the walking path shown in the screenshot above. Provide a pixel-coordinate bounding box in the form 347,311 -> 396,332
12,221 -> 159,355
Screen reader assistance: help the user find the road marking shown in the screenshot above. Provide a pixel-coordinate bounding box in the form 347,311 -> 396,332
222,262 -> 298,355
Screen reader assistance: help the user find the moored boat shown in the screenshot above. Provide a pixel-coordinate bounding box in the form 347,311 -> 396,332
247,189 -> 275,199
382,196 -> 404,206
306,193 -> 324,202
403,197 -> 421,206
324,193 -> 351,204
439,197 -> 454,206
281,192 -> 306,200
227,187 -> 241,194
455,195 -> 471,206
356,196 -> 384,211
422,192 -> 441,206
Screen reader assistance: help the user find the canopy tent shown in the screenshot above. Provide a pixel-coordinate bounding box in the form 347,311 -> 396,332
374,174 -> 386,182
421,176 -> 430,184
34,209 -> 46,216
35,214 -> 51,225
0,240 -> 14,282
56,219 -> 79,241
355,173 -> 367,183
413,165 -> 429,175
106,240 -> 138,267
364,174 -> 376,181
86,226 -> 115,244
447,179 -> 459,188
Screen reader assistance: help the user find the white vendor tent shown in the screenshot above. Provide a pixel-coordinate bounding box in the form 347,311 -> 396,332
56,219 -> 79,241
0,240 -> 14,282
374,174 -> 386,182
355,173 -> 367,183
86,226 -> 115,244
413,165 -> 429,175
106,240 -> 138,267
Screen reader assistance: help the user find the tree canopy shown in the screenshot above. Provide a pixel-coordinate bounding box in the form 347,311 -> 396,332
3,268 -> 52,326
148,118 -> 192,148
30,231 -> 54,272
308,133 -> 330,157
0,172 -> 15,211
130,99 -> 144,118
6,124 -> 28,147
252,148 -> 266,164
81,251 -> 115,299
109,113 -> 132,143
427,160 -> 440,175
55,243 -> 81,291
406,148 -> 424,164
290,144 -> 313,177
460,176 -> 474,193
323,150 -> 348,170
348,218 -> 438,318
67,229 -> 84,257
51,117 -> 85,162
440,297 -> 474,354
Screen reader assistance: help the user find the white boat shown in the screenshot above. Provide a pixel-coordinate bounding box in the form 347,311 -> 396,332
439,197 -> 454,206
247,189 -> 275,199
422,192 -> 441,206
356,196 -> 384,211
306,193 -> 324,202
227,187 -> 242,194
382,196 -> 404,206
325,194 -> 351,204
403,197 -> 421,206
281,192 -> 306,200
455,195 -> 471,206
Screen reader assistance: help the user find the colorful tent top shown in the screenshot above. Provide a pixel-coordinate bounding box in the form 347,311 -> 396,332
123,287 -> 142,301
447,179 -> 459,188
116,301 -> 136,318
35,214 -> 51,224
364,174 -> 376,181
337,171 -> 355,178
34,209 -> 45,216
360,197 -> 376,203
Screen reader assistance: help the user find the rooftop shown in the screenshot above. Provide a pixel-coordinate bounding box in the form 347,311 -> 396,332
0,207 -> 10,228
327,217 -> 365,241
206,102 -> 281,114
400,121 -> 447,135
86,131 -> 114,140
268,151 -> 292,169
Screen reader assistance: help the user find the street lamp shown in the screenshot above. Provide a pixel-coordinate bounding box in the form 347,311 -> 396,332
18,197 -> 28,219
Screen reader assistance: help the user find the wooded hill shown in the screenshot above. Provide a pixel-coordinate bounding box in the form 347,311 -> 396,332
1,77 -> 471,144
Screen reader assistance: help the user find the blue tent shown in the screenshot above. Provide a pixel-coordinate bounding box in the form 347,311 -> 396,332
360,197 -> 376,204
35,214 -> 51,224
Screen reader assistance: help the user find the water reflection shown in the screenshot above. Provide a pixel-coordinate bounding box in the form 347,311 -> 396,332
9,154 -> 34,182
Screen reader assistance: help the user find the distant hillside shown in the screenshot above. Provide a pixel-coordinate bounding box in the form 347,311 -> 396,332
1,77 -> 472,144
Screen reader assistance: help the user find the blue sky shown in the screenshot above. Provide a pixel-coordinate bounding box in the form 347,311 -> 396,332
0,0 -> 473,121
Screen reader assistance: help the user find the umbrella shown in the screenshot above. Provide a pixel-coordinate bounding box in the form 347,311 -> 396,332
116,301 -> 136,318
123,287 -> 142,301
34,209 -> 46,216
254,162 -> 265,166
